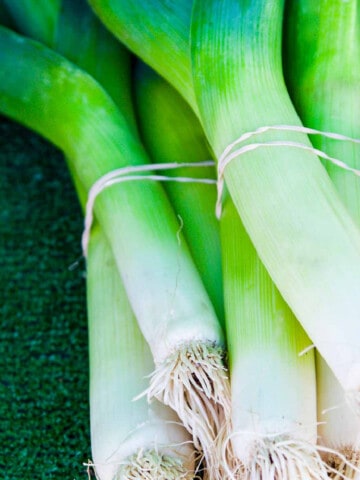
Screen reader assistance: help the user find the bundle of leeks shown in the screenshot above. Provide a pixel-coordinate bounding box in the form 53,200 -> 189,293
1,0 -> 360,478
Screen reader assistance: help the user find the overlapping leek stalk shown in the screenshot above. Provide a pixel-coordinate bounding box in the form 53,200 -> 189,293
53,0 -> 135,129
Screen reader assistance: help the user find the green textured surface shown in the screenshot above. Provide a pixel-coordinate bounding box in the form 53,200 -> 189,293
0,116 -> 91,479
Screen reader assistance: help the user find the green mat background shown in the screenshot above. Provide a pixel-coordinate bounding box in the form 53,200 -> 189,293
0,116 -> 91,479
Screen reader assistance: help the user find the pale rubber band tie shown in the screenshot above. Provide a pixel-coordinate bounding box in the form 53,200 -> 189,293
216,125 -> 360,218
82,161 -> 216,256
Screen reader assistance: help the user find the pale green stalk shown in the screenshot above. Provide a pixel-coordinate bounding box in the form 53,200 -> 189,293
134,62 -> 224,326
0,27 -> 229,470
285,0 -> 360,476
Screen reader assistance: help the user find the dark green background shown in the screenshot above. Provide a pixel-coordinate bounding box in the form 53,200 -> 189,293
0,116 -> 91,479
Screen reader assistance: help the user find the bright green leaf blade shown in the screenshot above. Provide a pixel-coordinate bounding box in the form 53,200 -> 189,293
3,0 -> 60,45
88,0 -> 197,112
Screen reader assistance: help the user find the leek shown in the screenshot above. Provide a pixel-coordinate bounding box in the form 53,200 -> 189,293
53,10 -> 196,474
191,0 -> 360,417
71,159 -> 196,479
134,61 -> 224,325
285,0 -> 360,475
220,200 -> 327,478
316,360 -> 360,479
0,26 -> 229,473
34,6 -> 198,473
87,223 -> 195,480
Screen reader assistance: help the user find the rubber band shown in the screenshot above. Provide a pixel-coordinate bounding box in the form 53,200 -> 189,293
216,125 -> 360,218
82,161 -> 216,256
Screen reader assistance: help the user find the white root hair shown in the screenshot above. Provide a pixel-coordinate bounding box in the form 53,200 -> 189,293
223,434 -> 335,480
118,450 -> 194,479
144,342 -> 231,480
86,449 -> 196,480
322,446 -> 360,479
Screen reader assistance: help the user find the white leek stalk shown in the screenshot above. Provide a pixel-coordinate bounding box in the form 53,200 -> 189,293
87,224 -> 195,480
221,199 -> 326,479
317,358 -> 360,479
70,164 -> 195,480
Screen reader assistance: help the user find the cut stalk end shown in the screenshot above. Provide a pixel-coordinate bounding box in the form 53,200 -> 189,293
145,342 -> 231,479
227,434 -> 330,479
119,450 -> 194,480
88,449 -> 194,480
